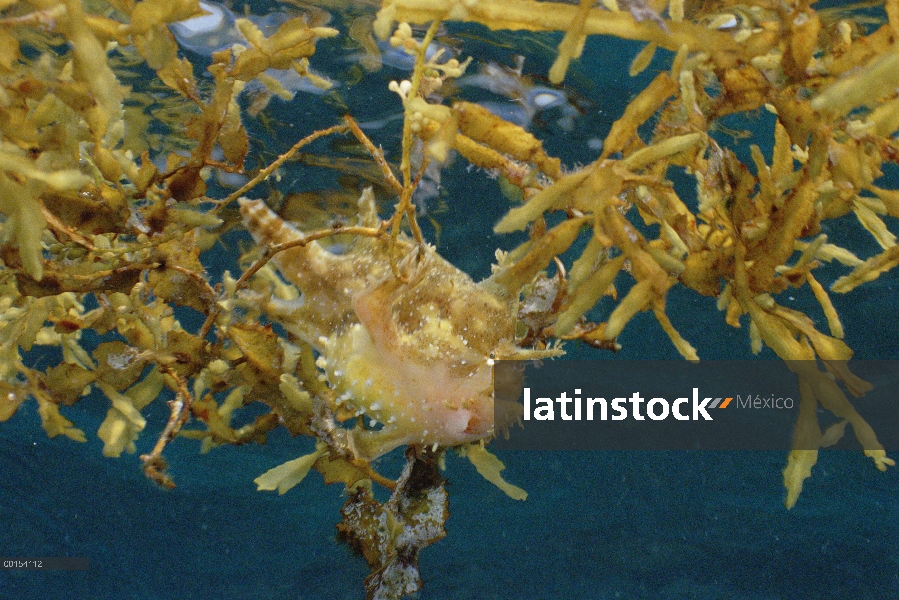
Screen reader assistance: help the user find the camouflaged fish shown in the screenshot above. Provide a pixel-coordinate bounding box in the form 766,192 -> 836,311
239,189 -> 520,460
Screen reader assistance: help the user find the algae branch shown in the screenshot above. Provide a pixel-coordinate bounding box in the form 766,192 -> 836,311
1,0 -> 899,597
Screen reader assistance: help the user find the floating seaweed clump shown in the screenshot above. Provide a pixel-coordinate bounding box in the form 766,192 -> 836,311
1,0 -> 899,597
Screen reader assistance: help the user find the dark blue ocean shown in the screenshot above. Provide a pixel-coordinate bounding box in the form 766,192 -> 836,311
2,1 -> 898,598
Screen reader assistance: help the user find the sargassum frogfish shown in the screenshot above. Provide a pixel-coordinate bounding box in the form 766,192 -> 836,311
239,189 -> 524,460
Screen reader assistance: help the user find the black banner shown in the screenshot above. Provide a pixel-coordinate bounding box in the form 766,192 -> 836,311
493,360 -> 899,450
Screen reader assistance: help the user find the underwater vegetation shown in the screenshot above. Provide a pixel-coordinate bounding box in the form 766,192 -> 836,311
1,0 -> 899,597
